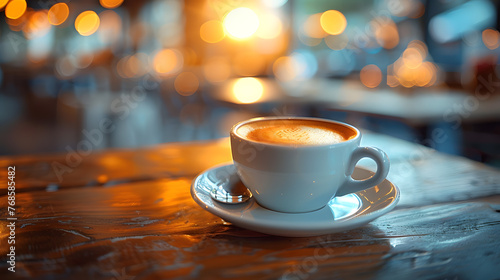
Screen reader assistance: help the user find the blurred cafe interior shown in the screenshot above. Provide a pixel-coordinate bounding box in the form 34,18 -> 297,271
0,0 -> 500,168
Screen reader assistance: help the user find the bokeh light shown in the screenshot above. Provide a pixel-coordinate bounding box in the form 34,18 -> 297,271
320,10 -> 347,35
5,0 -> 27,20
415,62 -> 435,87
303,13 -> 326,39
75,11 -> 100,36
387,71 -> 399,88
223,7 -> 259,39
0,0 -> 9,10
407,40 -> 428,58
256,14 -> 282,39
48,3 -> 69,26
153,49 -> 183,75
482,29 -> 500,50
174,72 -> 199,96
388,41 -> 438,89
24,10 -> 51,39
232,77 -> 264,103
6,9 -> 29,31
200,20 -> 225,43
100,0 -> 124,9
360,64 -> 382,88
98,10 -> 122,45
373,19 -> 399,49
402,48 -> 423,69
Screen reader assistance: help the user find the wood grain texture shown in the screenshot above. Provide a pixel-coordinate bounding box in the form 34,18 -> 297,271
1,137 -> 500,279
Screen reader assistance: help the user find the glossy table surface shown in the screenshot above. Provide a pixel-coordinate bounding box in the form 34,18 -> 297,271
1,134 -> 500,280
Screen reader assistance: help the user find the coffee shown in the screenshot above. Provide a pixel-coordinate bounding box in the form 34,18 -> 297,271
236,119 -> 356,145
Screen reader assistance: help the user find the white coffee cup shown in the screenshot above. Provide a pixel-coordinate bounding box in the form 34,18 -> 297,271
230,117 -> 390,213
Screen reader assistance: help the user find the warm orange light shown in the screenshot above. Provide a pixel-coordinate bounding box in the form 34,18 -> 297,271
407,40 -> 428,58
175,72 -> 199,96
374,19 -> 399,49
387,74 -> 399,87
98,10 -> 122,44
233,52 -> 265,76
400,79 -> 414,88
391,55 -> 438,88
415,64 -> 433,87
482,29 -> 500,50
100,0 -> 124,9
0,0 -> 9,10
360,64 -> 382,88
25,10 -> 51,39
6,9 -> 29,31
232,77 -> 264,103
75,11 -> 100,36
422,62 -> 437,87
320,10 -> 347,35
200,20 -> 225,43
6,0 -> 27,20
48,3 -> 69,26
402,48 -> 423,69
181,48 -> 198,66
256,14 -> 282,39
203,57 -> 231,83
153,49 -> 183,75
223,7 -> 259,39
396,65 -> 414,85
303,13 -> 326,39
256,34 -> 287,54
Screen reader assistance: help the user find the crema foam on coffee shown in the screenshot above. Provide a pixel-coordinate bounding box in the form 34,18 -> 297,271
236,119 -> 356,145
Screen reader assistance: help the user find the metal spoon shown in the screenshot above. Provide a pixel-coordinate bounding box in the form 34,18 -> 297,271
210,179 -> 252,204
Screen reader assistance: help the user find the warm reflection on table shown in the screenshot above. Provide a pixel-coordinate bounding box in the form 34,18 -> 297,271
1,134 -> 500,279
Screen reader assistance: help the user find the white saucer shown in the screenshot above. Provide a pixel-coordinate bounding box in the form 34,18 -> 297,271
191,164 -> 400,237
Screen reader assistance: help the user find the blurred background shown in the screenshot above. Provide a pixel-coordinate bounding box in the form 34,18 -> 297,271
0,0 -> 499,167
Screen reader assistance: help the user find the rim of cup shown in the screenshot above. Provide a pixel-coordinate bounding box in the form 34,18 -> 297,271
230,116 -> 361,149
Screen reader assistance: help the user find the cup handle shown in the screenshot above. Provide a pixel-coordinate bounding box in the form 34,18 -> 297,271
336,147 -> 390,196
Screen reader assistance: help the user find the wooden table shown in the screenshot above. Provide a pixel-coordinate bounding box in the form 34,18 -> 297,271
1,134 -> 500,279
